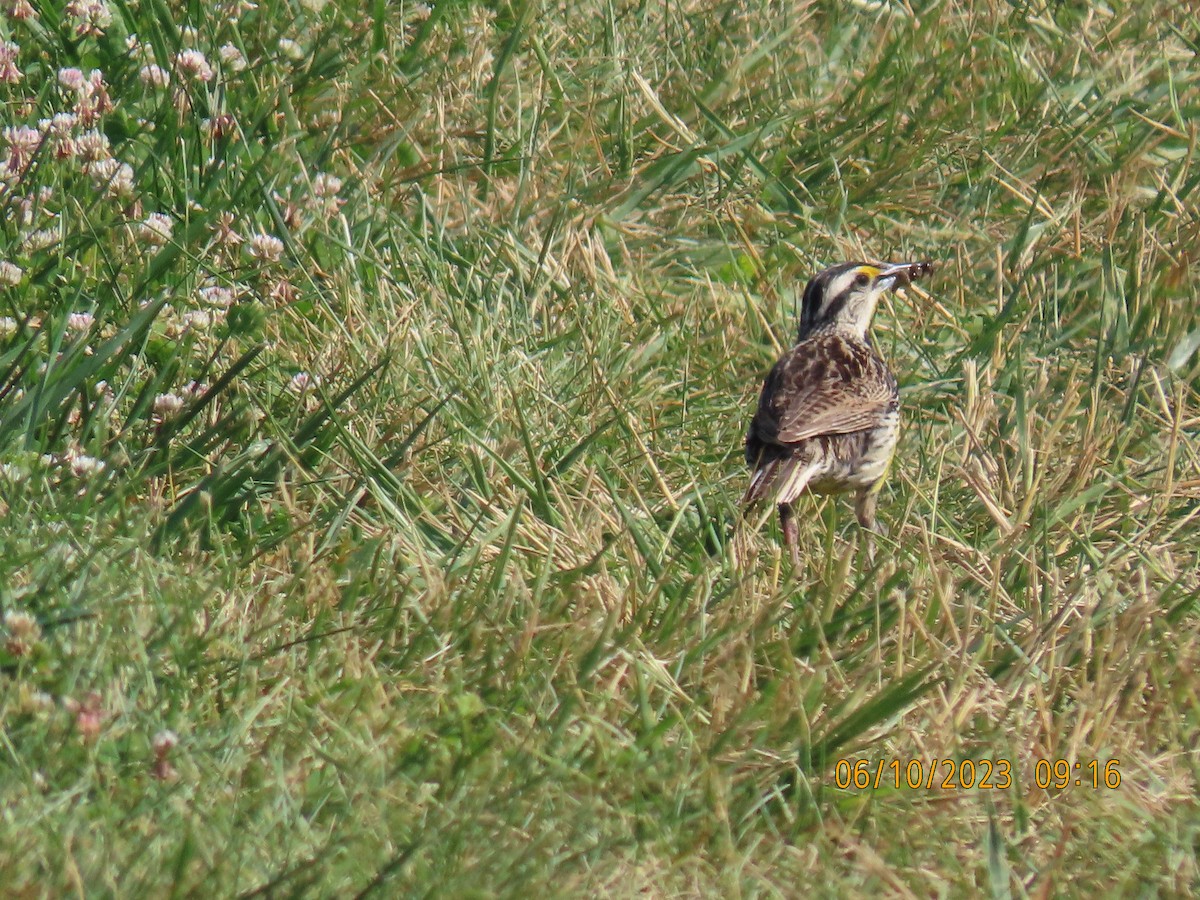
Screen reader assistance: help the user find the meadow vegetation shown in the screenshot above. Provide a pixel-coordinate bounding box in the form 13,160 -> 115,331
1,0 -> 1199,894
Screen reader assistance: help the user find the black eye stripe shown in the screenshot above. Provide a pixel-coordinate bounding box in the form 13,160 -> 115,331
798,263 -> 873,339
822,291 -> 849,320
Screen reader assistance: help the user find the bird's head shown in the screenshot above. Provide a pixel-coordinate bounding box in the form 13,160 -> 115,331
798,261 -> 933,341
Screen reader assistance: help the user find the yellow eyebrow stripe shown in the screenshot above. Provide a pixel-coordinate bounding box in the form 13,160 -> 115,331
857,265 -> 882,277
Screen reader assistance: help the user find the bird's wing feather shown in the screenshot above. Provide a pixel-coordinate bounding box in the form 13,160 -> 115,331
751,333 -> 897,446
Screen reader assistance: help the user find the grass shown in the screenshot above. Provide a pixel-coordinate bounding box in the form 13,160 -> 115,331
1,0 -> 1199,894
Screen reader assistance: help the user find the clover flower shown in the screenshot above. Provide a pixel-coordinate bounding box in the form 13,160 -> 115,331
65,0 -> 112,37
175,49 -> 214,82
0,41 -> 21,84
138,212 -> 173,246
218,43 -> 247,73
246,232 -> 284,262
0,262 -> 22,286
139,64 -> 170,88
153,392 -> 185,419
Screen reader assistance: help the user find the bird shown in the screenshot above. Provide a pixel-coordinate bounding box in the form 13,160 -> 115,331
742,260 -> 933,568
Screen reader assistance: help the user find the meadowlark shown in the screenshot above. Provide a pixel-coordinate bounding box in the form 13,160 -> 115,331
742,260 -> 933,567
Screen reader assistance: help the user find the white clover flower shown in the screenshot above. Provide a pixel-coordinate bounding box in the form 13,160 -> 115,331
139,64 -> 170,88
198,285 -> 235,308
153,393 -> 184,418
0,261 -> 22,286
58,67 -> 86,92
268,276 -> 295,304
13,197 -> 33,227
43,112 -> 80,137
21,229 -> 59,253
180,309 -> 212,332
74,71 -> 113,125
69,453 -> 106,477
75,129 -> 110,161
138,212 -> 173,246
3,125 -> 42,171
4,125 -> 40,147
309,172 -> 345,217
85,157 -> 134,196
152,729 -> 179,753
218,43 -> 247,72
246,232 -> 284,262
312,172 -> 343,197
66,312 -> 95,332
310,108 -> 341,130
47,133 -> 75,160
277,38 -> 305,61
86,69 -> 108,93
0,316 -> 17,335
289,372 -> 319,393
65,0 -> 111,37
0,41 -> 21,84
43,112 -> 77,132
210,211 -> 242,246
3,0 -> 36,20
161,306 -> 183,338
201,114 -> 237,141
175,49 -> 214,82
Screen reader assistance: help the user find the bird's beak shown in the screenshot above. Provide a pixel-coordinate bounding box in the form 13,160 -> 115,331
876,261 -> 934,291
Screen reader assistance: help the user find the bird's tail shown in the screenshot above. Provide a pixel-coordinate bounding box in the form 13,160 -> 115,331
733,457 -> 816,569
741,457 -> 780,506
742,455 -> 817,508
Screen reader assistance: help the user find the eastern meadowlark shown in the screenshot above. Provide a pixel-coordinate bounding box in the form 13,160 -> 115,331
742,260 -> 933,567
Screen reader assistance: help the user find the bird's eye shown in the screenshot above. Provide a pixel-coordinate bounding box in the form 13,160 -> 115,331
854,273 -> 870,287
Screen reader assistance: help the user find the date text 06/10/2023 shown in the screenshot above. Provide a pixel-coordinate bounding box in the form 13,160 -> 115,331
833,758 -> 1122,791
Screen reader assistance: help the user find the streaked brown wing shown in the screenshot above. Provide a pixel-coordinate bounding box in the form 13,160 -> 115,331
751,333 -> 896,446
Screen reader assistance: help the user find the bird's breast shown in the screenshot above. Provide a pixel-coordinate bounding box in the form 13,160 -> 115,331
809,412 -> 900,493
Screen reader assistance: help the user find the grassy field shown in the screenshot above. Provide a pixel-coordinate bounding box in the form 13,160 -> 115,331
2,0 -> 1199,894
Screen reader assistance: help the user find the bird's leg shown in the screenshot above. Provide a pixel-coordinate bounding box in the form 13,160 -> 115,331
855,488 -> 887,561
854,488 -> 879,532
778,502 -> 801,569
